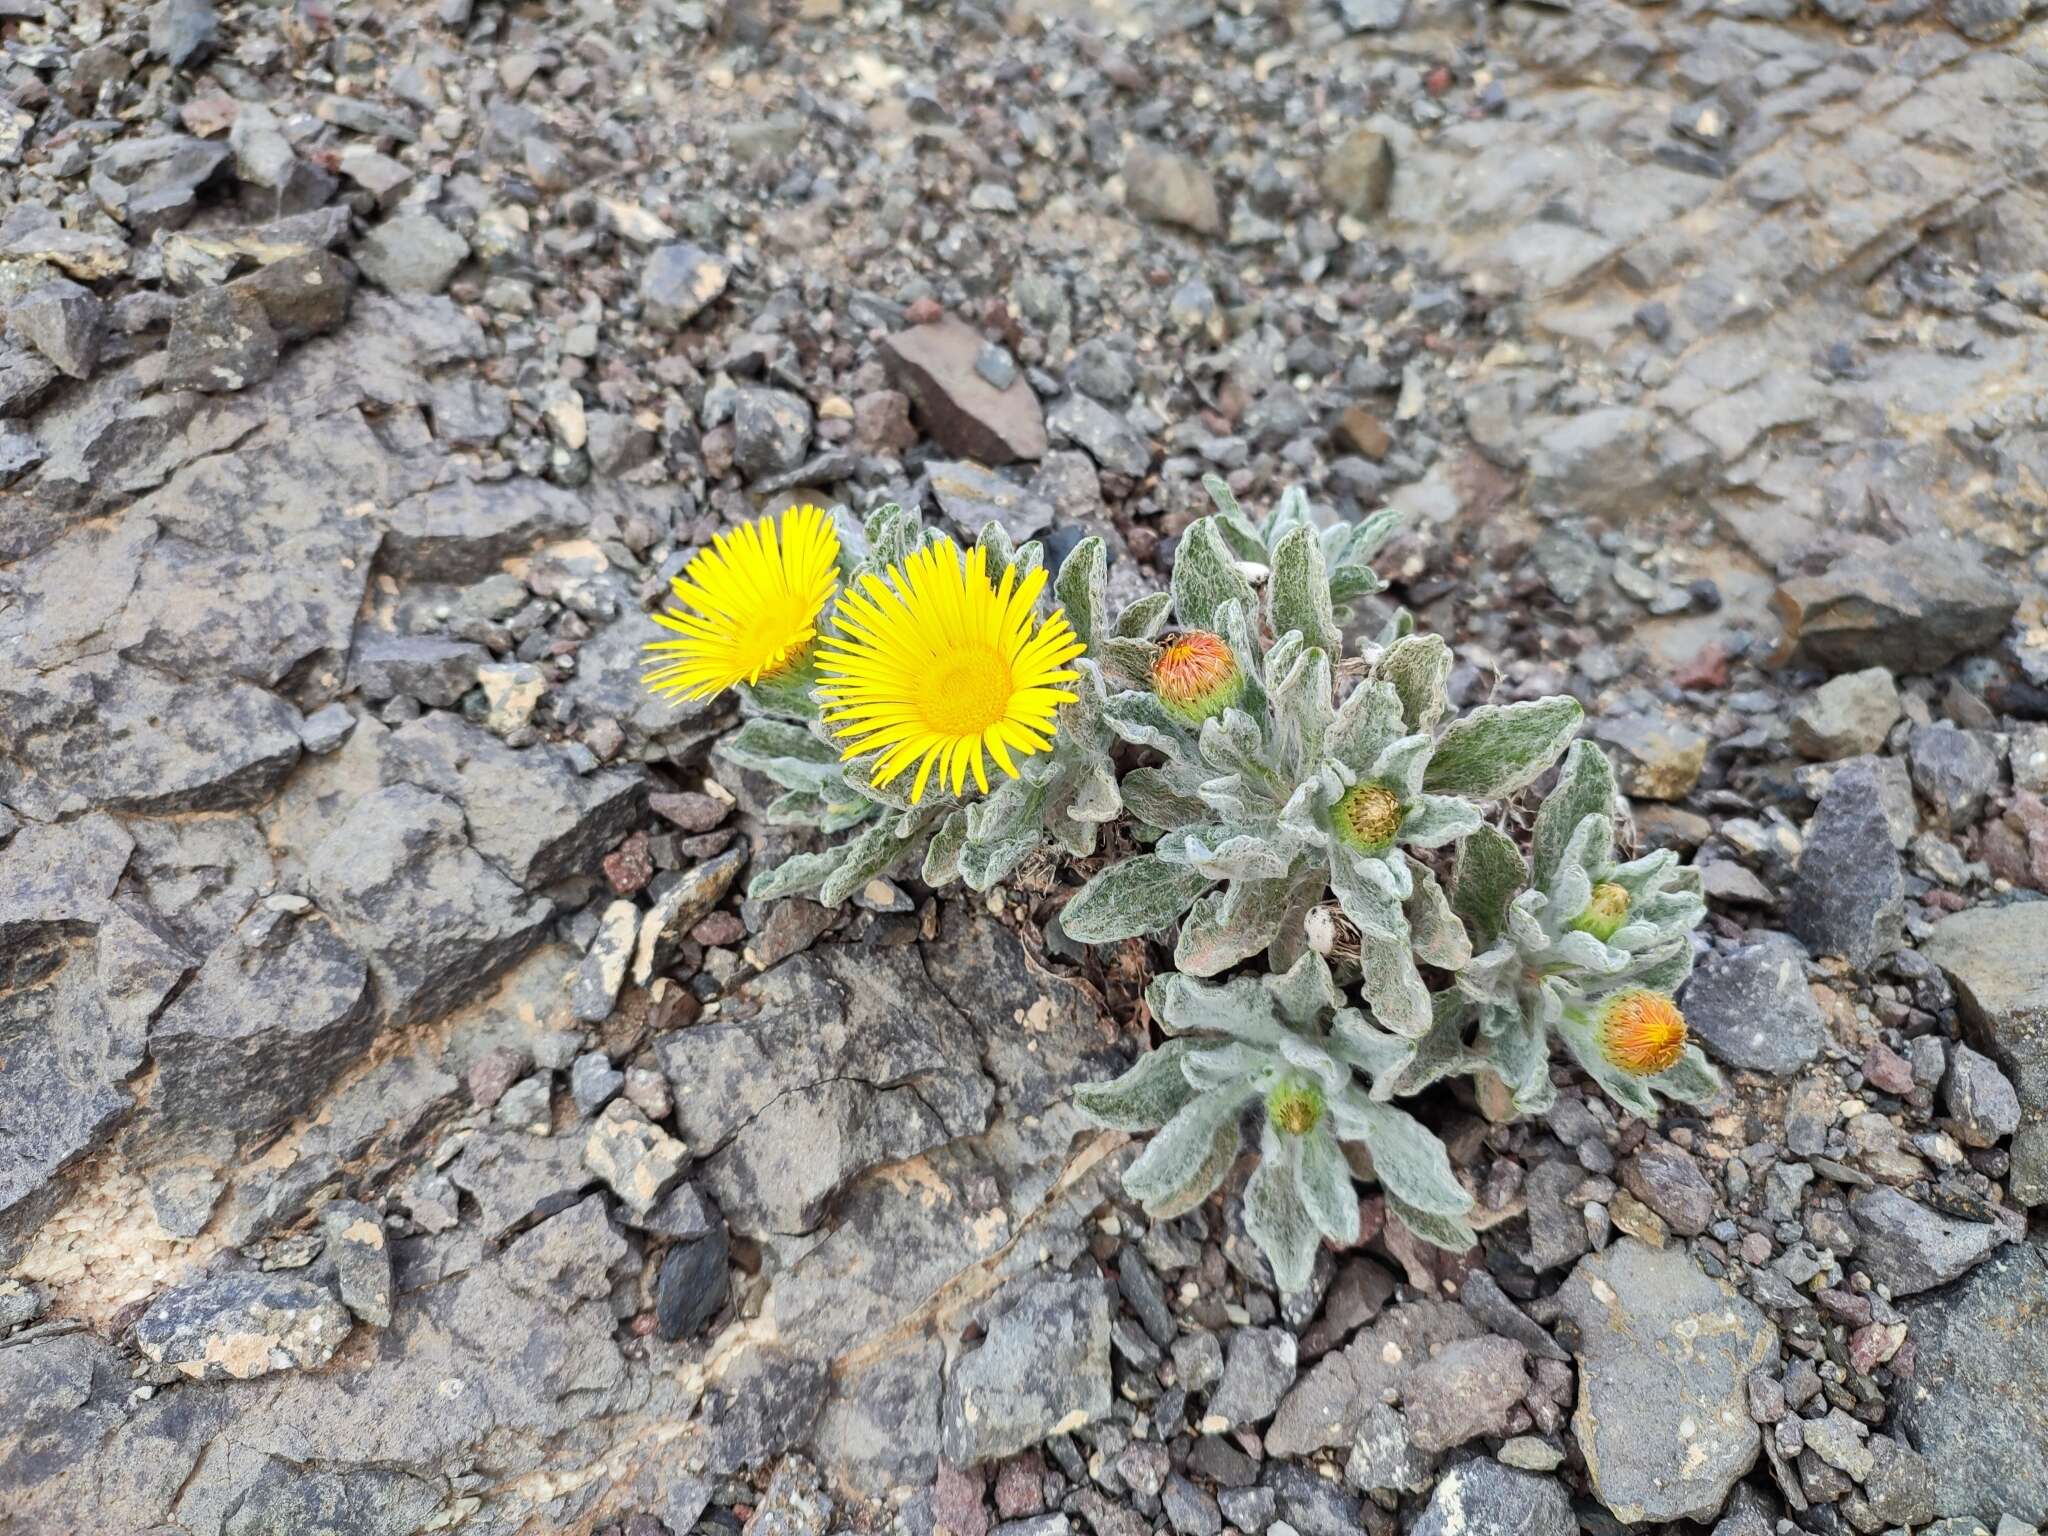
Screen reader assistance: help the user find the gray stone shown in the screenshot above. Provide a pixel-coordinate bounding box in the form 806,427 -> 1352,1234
655,1209 -> 730,1339
1527,407 -> 1662,520
1556,1240 -> 1778,1524
1926,903 -> 2048,1204
503,1193 -> 628,1312
0,424 -> 43,486
7,279 -> 103,380
493,1073 -> 551,1135
1621,1140 -> 1716,1236
221,1461 -> 441,1536
90,134 -> 229,232
300,702 -> 357,755
1944,1041 -> 2022,1148
380,475 -> 586,581
569,1051 -> 625,1116
583,1100 -> 688,1216
1266,1300 -> 1482,1458
633,846 -> 748,984
941,1272 -> 1111,1465
927,459 -> 1054,543
305,782 -> 553,1025
1047,394 -> 1149,477
732,387 -> 814,479
659,941 -> 992,1236
146,904 -> 372,1150
1775,535 -> 2019,676
351,633 -> 487,707
446,1128 -> 595,1244
881,317 -> 1048,464
1401,1335 -> 1529,1453
318,1200 -> 394,1327
135,1270 -> 353,1381
1344,1401 -> 1434,1495
1409,1460 -> 1576,1536
1859,1434 -> 1940,1525
1803,1407 -> 1873,1481
1908,722 -> 2003,830
1163,1475 -> 1222,1536
1173,1331 -> 1224,1394
639,242 -> 729,328
1849,1188 -> 2009,1296
148,1165 -> 223,1238
571,900 -> 639,1024
1320,128 -> 1395,219
228,249 -> 355,342
1945,0 -> 2029,40
1788,759 -> 1906,968
1124,142 -> 1222,235
1524,1157 -> 1592,1272
1897,1241 -> 2048,1522
356,213 -> 470,294
1681,932 -> 1825,1076
149,0 -> 219,66
1788,667 -> 1901,761
1205,1327 -> 1298,1429
1590,710 -> 1707,801
0,339 -> 59,418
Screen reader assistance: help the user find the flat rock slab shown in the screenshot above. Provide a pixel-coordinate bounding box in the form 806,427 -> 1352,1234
1557,1239 -> 1779,1525
1925,902 -> 2048,1206
1896,1239 -> 2048,1524
881,317 -> 1047,464
941,1272 -> 1111,1465
135,1271 -> 353,1382
1774,533 -> 2018,676
1680,932 -> 1826,1076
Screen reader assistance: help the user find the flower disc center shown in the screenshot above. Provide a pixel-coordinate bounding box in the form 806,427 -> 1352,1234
1334,782 -> 1402,852
918,647 -> 1014,737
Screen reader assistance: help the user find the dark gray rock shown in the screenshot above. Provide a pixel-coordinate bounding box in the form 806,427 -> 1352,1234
569,1051 -> 624,1116
0,655 -> 302,820
639,242 -> 729,328
1401,1335 -> 1530,1453
1896,1240 -> 2048,1522
880,318 -> 1048,464
1926,903 -> 2048,1205
503,1193 -> 629,1312
161,283 -> 279,394
318,1200 -> 394,1327
927,459 -> 1054,543
1788,759 -> 1906,968
1908,722 -> 2003,830
659,941 -> 993,1236
221,1461 -> 441,1536
1205,1327 -> 1298,1429
1775,534 -> 2019,676
0,424 -> 44,486
356,213 -> 470,294
145,904 -> 373,1150
1523,1157 -> 1592,1272
1266,1300 -> 1481,1458
1849,1188 -> 2009,1296
1047,394 -> 1149,477
1344,1401 -> 1434,1496
228,249 -> 355,342
7,279 -> 104,380
351,633 -> 487,707
1409,1460 -> 1576,1536
1944,1041 -> 2022,1148
134,1270 -> 353,1381
148,0 -> 219,66
732,387 -> 814,479
655,1215 -> 730,1339
941,1272 -> 1111,1465
0,340 -> 59,418
1621,1140 -> 1716,1236
1163,1474 -> 1222,1536
446,1128 -> 595,1244
700,1347 -> 831,1476
1858,1433 -> 1939,1526
379,714 -> 645,887
1945,0 -> 2029,40
90,135 -> 229,232
305,782 -> 553,1025
1556,1240 -> 1778,1524
379,476 -> 586,581
1681,932 -> 1825,1076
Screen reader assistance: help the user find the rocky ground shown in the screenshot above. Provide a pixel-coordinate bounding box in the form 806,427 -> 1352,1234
3,0 -> 2048,1532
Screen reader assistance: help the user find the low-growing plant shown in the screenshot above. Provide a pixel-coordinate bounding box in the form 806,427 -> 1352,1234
646,479 -> 1718,1288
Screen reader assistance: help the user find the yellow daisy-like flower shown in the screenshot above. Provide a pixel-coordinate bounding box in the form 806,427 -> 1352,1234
644,504 -> 840,702
817,539 -> 1086,804
1598,990 -> 1689,1077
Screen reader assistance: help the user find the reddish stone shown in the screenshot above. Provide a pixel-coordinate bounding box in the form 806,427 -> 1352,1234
648,791 -> 730,834
467,1045 -> 530,1110
1672,642 -> 1730,692
993,1451 -> 1045,1519
1863,1041 -> 1916,1097
689,911 -> 745,948
880,317 -> 1047,464
903,296 -> 944,325
932,1462 -> 988,1536
603,831 -> 655,895
852,389 -> 919,455
1426,65 -> 1455,96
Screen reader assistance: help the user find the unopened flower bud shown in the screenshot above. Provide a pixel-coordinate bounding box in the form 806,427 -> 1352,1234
1570,882 -> 1631,943
1598,990 -> 1688,1076
1332,782 -> 1403,854
1152,630 -> 1244,727
1266,1077 -> 1325,1137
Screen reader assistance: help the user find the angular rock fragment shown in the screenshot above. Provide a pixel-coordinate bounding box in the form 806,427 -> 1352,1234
1774,534 -> 2018,676
379,476 -> 587,580
941,1273 -> 1111,1465
318,1200 -> 394,1327
880,317 -> 1047,464
1926,903 -> 2048,1205
1123,143 -> 1223,235
355,212 -> 470,294
583,1101 -> 687,1216
7,279 -> 104,380
640,241 -> 729,328
1787,758 -> 1905,968
135,1271 -> 353,1381
1849,1187 -> 2009,1296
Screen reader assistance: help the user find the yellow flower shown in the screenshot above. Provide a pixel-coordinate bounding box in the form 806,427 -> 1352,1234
817,538 -> 1086,804
644,505 -> 840,702
1598,990 -> 1688,1076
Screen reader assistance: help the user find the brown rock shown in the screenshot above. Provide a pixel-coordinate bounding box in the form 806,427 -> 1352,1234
852,388 -> 919,455
1123,142 -> 1223,236
1336,405 -> 1390,459
880,317 -> 1047,464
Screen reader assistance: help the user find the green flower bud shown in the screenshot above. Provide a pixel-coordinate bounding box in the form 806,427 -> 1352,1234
1266,1076 -> 1325,1136
1569,882 -> 1631,943
1152,631 -> 1245,728
1332,782 -> 1403,854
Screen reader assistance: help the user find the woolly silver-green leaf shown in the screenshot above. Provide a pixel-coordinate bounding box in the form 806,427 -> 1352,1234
1054,534 -> 1108,651
1072,1039 -> 1204,1131
1382,1193 -> 1477,1254
1175,877 -> 1299,977
1268,524 -> 1342,659
923,810 -> 968,886
1333,1092 -> 1473,1218
1172,516 -> 1257,633
1062,855 -> 1211,943
1243,1127 -> 1321,1293
1125,1086 -> 1251,1216
1115,590 -> 1174,640
1373,633 -> 1453,734
1451,824 -> 1526,950
1405,861 -> 1472,972
1423,696 -> 1585,800
1146,969 -> 1290,1045
1295,1120 -> 1361,1246
1531,738 -> 1619,889
1120,766 -> 1211,831
817,820 -> 919,906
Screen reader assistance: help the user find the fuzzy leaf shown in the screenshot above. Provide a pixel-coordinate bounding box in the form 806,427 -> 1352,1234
1061,856 -> 1210,943
1338,1095 -> 1472,1217
1374,633 -> 1454,734
1268,524 -> 1342,658
1325,504 -> 1403,573
1628,937 -> 1697,995
719,718 -> 843,793
1406,861 -> 1472,971
1146,970 -> 1295,1047
748,847 -> 845,901
1073,1040 -> 1203,1131
1296,1121 -> 1361,1244
1423,696 -> 1585,800
1174,877 -> 1295,977
1383,1194 -> 1477,1255
923,811 -> 968,886
1649,1045 -> 1723,1105
1399,794 -> 1483,849
1156,829 -> 1295,883
817,821 -> 917,906
1121,767 -> 1211,831
1104,691 -> 1191,758
1451,825 -> 1527,951
1202,474 -> 1269,559
1098,636 -> 1165,693
1055,535 -> 1108,650
1243,1128 -> 1321,1293
1172,517 -> 1257,633
1116,591 -> 1174,640
1355,924 -> 1433,1039
1267,947 -> 1344,1031
1531,739 -> 1619,889
1125,1088 -> 1250,1217
1267,645 -> 1334,780
1328,679 -> 1406,775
